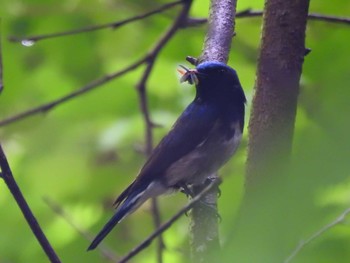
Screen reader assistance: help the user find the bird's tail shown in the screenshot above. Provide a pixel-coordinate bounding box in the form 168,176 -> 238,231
88,181 -> 166,250
87,205 -> 127,250
88,188 -> 143,251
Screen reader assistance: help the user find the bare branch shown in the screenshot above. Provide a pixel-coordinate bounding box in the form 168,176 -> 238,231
136,0 -> 192,155
3,6 -> 348,129
0,57 -> 146,127
184,8 -> 261,27
188,0 -> 238,262
185,9 -> 350,27
0,144 -> 61,263
118,178 -> 220,263
8,0 -> 183,43
135,1 -> 193,261
0,19 -> 3,93
307,13 -> 350,25
150,198 -> 165,263
0,23 -> 59,262
284,208 -> 350,263
43,197 -> 119,263
200,0 -> 238,63
0,1 -> 192,129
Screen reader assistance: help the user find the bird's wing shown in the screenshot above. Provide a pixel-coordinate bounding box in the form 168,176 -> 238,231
114,102 -> 219,205
140,102 -> 218,180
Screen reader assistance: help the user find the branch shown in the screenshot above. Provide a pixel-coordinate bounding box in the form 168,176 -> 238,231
135,1 -> 193,262
185,9 -> 350,27
136,0 -> 192,165
184,8 -> 261,27
200,0 -> 237,63
118,179 -> 220,263
8,0 -> 183,43
3,8 -> 348,128
186,0 -> 238,262
0,19 -> 3,93
284,207 -> 350,263
0,57 -> 146,127
43,197 -> 119,263
150,198 -> 164,263
0,1 -> 190,129
1,23 -> 60,262
307,13 -> 350,25
0,144 -> 61,263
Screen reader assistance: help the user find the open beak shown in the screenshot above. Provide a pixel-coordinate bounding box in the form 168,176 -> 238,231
177,65 -> 199,85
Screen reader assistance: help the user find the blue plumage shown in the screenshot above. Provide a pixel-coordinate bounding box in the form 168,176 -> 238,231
88,61 -> 246,250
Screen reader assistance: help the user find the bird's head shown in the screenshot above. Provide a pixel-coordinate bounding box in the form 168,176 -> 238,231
178,61 -> 245,103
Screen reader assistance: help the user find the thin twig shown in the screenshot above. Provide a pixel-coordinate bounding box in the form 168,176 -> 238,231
0,19 -> 3,93
118,179 -> 220,263
135,1 -> 193,262
185,9 -> 350,27
284,207 -> 350,263
0,57 -> 147,127
8,0 -> 183,43
308,13 -> 350,24
150,197 -> 164,263
0,144 -> 61,263
43,197 -> 119,263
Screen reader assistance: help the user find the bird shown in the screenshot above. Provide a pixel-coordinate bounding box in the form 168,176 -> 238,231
88,61 -> 246,250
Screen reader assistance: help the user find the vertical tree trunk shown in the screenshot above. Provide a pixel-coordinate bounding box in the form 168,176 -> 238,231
190,0 -> 237,262
246,0 -> 310,187
225,0 -> 310,262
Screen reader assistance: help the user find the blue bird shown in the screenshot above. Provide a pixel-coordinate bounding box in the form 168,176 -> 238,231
88,61 -> 246,250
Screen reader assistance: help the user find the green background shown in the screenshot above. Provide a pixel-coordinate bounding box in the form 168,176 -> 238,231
0,0 -> 350,262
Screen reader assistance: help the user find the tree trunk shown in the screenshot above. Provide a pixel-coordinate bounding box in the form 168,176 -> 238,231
190,0 -> 238,262
225,0 -> 310,262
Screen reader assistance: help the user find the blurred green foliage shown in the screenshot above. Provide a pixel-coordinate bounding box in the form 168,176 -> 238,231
0,0 -> 349,262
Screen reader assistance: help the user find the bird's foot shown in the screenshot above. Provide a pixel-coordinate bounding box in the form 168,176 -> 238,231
180,184 -> 195,198
204,177 -> 222,197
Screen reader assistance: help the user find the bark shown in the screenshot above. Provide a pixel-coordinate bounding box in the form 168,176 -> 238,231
225,0 -> 310,262
190,0 -> 237,262
246,0 -> 310,188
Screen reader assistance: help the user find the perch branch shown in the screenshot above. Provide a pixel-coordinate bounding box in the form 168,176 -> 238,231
118,179 -> 220,263
188,0 -> 238,262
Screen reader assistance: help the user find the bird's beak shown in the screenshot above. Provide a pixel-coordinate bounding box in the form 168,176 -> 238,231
177,65 -> 199,85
